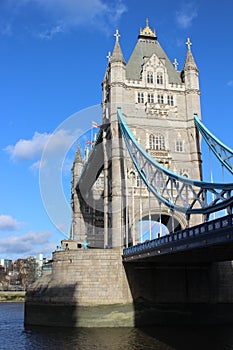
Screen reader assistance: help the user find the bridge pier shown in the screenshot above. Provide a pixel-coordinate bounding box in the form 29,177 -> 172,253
25,242 -> 233,327
124,260 -> 233,325
25,247 -> 134,327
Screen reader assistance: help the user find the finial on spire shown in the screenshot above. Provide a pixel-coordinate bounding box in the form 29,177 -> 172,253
106,51 -> 111,62
186,37 -> 192,51
139,18 -> 157,39
114,29 -> 120,42
173,58 -> 179,70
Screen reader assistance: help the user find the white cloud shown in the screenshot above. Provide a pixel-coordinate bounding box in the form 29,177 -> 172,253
5,132 -> 50,161
36,24 -> 64,40
176,2 -> 198,29
4,129 -> 77,162
0,0 -> 127,38
29,160 -> 44,172
0,231 -> 55,257
0,215 -> 21,231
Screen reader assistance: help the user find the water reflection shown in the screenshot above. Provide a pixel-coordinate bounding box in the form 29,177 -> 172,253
2,303 -> 233,350
23,324 -> 233,350
23,326 -> 173,350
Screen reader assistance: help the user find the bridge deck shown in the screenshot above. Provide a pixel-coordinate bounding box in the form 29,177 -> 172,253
122,215 -> 233,264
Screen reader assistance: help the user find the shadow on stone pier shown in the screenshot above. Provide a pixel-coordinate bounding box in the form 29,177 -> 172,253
25,282 -> 78,327
124,260 -> 233,326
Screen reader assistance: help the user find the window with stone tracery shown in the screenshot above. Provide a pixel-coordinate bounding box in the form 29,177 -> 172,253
175,140 -> 184,152
148,93 -> 154,103
167,95 -> 174,106
157,73 -> 163,84
137,92 -> 144,103
147,72 -> 153,83
129,171 -> 142,188
158,94 -> 164,104
149,134 -> 165,150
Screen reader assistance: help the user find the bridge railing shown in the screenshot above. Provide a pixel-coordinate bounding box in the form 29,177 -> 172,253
123,214 -> 233,257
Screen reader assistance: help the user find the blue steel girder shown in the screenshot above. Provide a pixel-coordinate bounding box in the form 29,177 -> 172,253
194,114 -> 233,175
117,108 -> 233,217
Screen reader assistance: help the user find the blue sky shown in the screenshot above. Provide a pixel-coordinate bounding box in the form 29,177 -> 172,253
0,0 -> 232,260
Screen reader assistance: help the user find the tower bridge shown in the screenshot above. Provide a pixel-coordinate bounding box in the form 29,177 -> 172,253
25,20 -> 233,328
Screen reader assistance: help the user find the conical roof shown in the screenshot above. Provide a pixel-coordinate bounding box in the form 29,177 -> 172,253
74,143 -> 83,164
111,30 -> 126,64
184,38 -> 198,71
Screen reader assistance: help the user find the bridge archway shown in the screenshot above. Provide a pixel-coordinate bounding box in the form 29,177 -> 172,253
130,208 -> 186,245
141,210 -> 185,234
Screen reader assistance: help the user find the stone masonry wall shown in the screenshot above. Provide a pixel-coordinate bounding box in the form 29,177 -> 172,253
26,248 -> 132,306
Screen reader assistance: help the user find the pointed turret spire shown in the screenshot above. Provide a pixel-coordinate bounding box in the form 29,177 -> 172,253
111,29 -> 125,64
74,143 -> 83,164
184,37 -> 198,72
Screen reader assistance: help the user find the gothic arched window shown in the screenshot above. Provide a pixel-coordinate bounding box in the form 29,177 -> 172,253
155,134 -> 165,150
149,134 -> 165,150
149,134 -> 155,149
157,73 -> 163,84
147,72 -> 153,83
148,93 -> 154,103
176,140 -> 184,152
137,92 -> 144,103
167,95 -> 174,106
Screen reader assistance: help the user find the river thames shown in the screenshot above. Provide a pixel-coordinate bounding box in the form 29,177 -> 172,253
2,303 -> 233,350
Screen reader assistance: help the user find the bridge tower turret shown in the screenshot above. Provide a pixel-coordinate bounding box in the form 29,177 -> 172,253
183,38 -> 203,180
71,144 -> 86,241
103,30 -> 126,247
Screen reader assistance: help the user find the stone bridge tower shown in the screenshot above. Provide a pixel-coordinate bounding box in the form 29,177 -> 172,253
72,20 -> 202,248
26,20 -> 233,329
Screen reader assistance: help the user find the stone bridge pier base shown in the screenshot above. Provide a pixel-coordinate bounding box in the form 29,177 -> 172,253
25,248 -> 134,327
124,260 -> 233,325
25,246 -> 233,327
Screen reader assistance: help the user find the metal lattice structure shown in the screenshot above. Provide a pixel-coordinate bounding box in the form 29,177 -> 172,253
117,108 -> 233,219
194,114 -> 233,175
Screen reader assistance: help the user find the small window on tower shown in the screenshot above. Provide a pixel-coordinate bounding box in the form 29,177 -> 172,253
147,72 -> 153,84
157,73 -> 163,84
148,93 -> 154,103
137,92 -> 144,103
155,134 -> 165,150
176,140 -> 184,152
149,134 -> 165,150
167,95 -> 174,106
158,94 -> 164,104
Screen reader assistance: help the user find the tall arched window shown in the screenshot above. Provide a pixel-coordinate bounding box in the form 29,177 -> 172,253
149,134 -> 155,149
147,72 -> 153,83
157,73 -> 163,84
155,134 -> 165,150
149,134 -> 165,150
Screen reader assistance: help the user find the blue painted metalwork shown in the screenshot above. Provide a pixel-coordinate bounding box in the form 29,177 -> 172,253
194,114 -> 233,175
117,108 -> 233,216
122,214 -> 233,261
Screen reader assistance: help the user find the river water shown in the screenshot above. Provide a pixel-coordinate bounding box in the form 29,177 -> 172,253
2,303 -> 233,350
